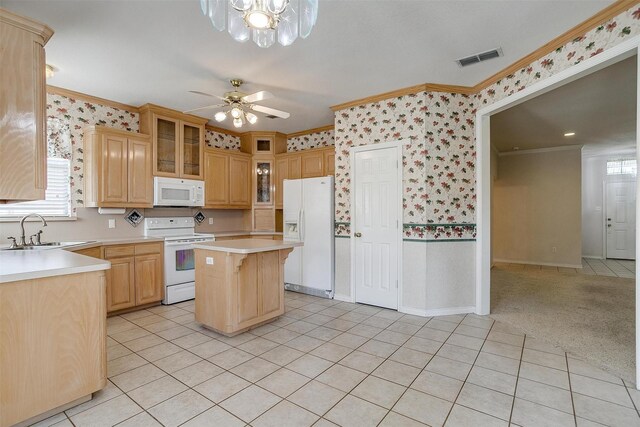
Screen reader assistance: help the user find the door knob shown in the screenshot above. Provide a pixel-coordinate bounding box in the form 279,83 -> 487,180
354,232 -> 362,238
607,224 -> 612,228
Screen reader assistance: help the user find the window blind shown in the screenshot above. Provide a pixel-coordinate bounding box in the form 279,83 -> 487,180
606,159 -> 637,176
0,158 -> 71,217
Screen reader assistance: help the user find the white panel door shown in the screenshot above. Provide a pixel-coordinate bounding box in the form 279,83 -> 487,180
606,181 -> 636,260
353,147 -> 399,309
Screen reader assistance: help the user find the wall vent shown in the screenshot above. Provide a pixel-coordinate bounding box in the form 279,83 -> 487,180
456,47 -> 503,67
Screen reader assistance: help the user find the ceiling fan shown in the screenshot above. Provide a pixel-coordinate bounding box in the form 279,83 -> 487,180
185,78 -> 290,128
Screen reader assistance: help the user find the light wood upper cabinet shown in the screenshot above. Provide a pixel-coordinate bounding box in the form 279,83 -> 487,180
128,137 -> 154,205
139,104 -> 207,180
301,151 -> 324,178
229,155 -> 251,207
275,157 -> 288,208
83,126 -> 153,208
203,147 -> 251,209
323,150 -> 335,175
0,9 -> 53,203
288,156 -> 302,179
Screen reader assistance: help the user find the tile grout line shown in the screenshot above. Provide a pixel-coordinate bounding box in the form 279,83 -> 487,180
508,334 -> 525,425
565,352 -> 578,427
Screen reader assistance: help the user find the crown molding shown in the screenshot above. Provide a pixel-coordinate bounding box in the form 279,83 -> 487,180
47,85 -> 140,113
330,84 -> 474,112
0,7 -> 54,43
472,0 -> 640,92
498,144 -> 583,157
287,124 -> 334,138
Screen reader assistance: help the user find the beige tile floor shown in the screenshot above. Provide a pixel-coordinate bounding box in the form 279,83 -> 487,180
33,292 -> 640,427
496,258 -> 636,278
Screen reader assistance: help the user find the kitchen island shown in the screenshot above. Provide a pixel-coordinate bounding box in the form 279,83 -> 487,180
193,239 -> 302,336
0,250 -> 110,427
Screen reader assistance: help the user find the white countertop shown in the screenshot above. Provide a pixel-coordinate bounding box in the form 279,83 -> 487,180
193,239 -> 302,254
0,250 -> 111,284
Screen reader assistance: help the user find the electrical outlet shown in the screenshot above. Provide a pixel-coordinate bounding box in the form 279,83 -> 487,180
206,257 -> 214,265
552,247 -> 557,253
108,219 -> 116,229
208,218 -> 214,225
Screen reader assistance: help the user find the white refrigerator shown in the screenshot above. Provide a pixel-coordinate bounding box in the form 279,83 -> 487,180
283,176 -> 335,298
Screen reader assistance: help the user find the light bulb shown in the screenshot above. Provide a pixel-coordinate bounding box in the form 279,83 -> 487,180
214,111 -> 227,122
246,10 -> 271,29
231,107 -> 242,119
233,118 -> 243,128
45,64 -> 55,79
246,112 -> 258,124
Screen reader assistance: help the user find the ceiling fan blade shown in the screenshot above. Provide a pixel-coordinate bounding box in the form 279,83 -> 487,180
183,103 -> 226,114
250,104 -> 290,119
242,90 -> 273,103
189,90 -> 226,101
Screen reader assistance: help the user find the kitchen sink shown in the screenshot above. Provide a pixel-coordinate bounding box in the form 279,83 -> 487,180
1,241 -> 94,251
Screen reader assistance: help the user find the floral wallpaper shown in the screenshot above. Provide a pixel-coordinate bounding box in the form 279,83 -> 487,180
47,93 -> 139,213
205,128 -> 241,150
287,129 -> 335,152
333,3 -> 640,241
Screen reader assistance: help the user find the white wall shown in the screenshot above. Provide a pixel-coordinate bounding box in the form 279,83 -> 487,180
582,151 -> 637,258
493,147 -> 582,267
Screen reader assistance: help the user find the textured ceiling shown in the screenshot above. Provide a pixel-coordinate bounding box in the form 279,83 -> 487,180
3,0 -> 614,133
491,55 -> 637,154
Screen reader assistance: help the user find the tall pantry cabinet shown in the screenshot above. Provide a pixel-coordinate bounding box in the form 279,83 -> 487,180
0,9 -> 53,203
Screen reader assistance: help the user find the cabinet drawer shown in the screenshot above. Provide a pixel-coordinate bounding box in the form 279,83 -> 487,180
74,246 -> 102,258
135,242 -> 163,255
103,245 -> 135,259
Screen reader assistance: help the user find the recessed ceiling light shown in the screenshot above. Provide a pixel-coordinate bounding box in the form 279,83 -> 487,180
564,132 -> 576,137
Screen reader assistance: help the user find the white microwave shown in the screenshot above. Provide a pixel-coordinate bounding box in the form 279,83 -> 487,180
153,177 -> 205,207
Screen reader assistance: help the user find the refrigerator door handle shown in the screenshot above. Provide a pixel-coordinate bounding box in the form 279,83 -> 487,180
300,209 -> 305,241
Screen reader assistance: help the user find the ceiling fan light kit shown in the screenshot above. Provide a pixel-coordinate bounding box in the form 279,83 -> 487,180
200,0 -> 318,48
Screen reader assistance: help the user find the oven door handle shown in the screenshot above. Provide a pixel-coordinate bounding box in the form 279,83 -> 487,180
164,239 -> 212,247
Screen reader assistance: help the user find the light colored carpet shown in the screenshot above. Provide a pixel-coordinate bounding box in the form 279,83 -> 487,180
491,266 -> 636,382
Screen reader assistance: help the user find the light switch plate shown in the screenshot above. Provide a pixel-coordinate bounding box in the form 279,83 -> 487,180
208,218 -> 214,225
108,219 -> 116,229
206,257 -> 214,265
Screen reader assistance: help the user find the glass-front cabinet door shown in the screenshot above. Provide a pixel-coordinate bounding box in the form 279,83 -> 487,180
154,116 -> 179,176
254,160 -> 273,205
181,122 -> 202,179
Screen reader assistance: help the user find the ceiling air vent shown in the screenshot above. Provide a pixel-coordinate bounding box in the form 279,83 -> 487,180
456,47 -> 503,67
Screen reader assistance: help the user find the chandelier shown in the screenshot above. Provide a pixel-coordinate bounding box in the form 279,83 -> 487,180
200,0 -> 318,48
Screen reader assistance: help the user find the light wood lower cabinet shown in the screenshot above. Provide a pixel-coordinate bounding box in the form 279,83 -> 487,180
0,271 -> 106,427
135,253 -> 163,305
101,242 -> 164,313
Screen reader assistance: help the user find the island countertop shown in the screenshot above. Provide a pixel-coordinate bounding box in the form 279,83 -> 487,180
193,238 -> 302,254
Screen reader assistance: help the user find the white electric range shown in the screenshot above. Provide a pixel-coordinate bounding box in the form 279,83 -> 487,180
144,217 -> 214,304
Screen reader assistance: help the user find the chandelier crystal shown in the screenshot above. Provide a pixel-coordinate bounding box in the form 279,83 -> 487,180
200,0 -> 318,48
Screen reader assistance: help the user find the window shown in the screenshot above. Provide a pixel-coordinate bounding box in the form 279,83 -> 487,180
0,157 -> 71,217
606,159 -> 637,176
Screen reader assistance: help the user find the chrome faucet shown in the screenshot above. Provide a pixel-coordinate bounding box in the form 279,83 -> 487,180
18,214 -> 47,247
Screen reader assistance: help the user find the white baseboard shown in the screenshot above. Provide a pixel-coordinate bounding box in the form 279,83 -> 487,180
582,255 -> 604,260
493,258 -> 582,269
333,293 -> 354,303
400,305 -> 476,317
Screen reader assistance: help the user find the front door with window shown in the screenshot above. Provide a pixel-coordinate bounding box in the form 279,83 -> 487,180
353,147 -> 399,309
606,180 -> 636,260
